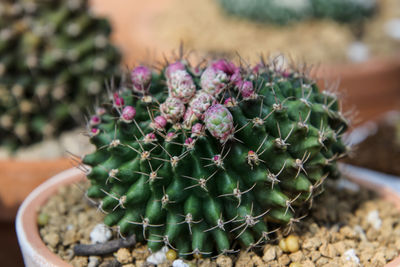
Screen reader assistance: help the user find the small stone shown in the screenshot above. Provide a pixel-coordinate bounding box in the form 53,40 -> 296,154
262,246 -> 276,262
371,251 -> 386,266
198,258 -> 217,267
43,232 -> 59,248
90,224 -> 112,244
146,246 -> 168,265
315,257 -> 329,265
88,256 -> 101,267
301,259 -> 315,267
172,259 -> 189,267
251,255 -> 263,266
286,235 -> 300,253
302,237 -> 322,250
310,251 -> 321,262
215,255 -> 232,267
71,256 -> 88,267
166,249 -> 177,261
384,248 -> 397,261
63,229 -> 78,246
289,251 -> 305,262
343,249 -> 360,265
278,254 -> 291,266
122,264 -> 135,267
332,242 -> 346,255
134,260 -> 145,267
366,210 -> 381,230
289,263 -> 302,267
339,226 -> 356,239
279,238 -> 289,252
99,259 -> 121,267
116,248 -> 133,264
236,252 -> 252,267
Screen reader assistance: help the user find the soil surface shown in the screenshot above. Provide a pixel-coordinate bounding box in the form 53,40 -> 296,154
151,0 -> 400,64
38,178 -> 400,267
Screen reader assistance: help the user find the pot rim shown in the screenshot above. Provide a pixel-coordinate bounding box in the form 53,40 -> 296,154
16,166 -> 400,266
16,168 -> 85,267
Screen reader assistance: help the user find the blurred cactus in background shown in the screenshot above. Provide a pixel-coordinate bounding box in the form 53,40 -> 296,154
217,0 -> 313,25
0,0 -> 121,151
217,0 -> 377,25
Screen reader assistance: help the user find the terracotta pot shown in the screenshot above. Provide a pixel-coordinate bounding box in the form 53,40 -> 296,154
0,158 -> 72,222
16,167 -> 400,267
89,0 -> 400,127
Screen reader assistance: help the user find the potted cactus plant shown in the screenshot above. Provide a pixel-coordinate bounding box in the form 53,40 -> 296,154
16,54 -> 400,266
0,0 -> 121,220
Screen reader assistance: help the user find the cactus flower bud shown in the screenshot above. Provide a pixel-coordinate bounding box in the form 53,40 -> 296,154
200,66 -> 229,96
153,115 -> 167,129
189,91 -> 216,119
204,104 -> 234,143
167,70 -> 196,103
121,106 -> 136,122
160,97 -> 185,123
165,61 -> 185,80
131,66 -> 151,94
90,115 -> 101,126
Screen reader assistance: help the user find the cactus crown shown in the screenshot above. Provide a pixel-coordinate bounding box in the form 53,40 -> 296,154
83,54 -> 349,258
0,0 -> 121,150
217,0 -> 377,25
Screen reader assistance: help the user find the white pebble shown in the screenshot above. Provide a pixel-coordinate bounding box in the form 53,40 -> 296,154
344,249 -> 360,264
384,18 -> 400,40
347,42 -> 370,63
90,224 -> 112,244
367,210 -> 382,230
173,259 -> 189,267
146,246 -> 168,265
88,256 -> 100,267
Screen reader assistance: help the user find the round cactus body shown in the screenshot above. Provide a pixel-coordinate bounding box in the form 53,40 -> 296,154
0,0 -> 121,150
83,57 -> 349,258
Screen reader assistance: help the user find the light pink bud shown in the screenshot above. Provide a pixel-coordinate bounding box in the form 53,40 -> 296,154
165,61 -> 185,79
121,106 -> 136,122
131,66 -> 152,93
90,115 -> 101,126
154,115 -> 167,129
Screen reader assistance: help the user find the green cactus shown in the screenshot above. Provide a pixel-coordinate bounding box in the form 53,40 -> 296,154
217,0 -> 313,25
217,0 -> 376,25
311,0 -> 377,23
0,0 -> 121,150
83,56 -> 349,257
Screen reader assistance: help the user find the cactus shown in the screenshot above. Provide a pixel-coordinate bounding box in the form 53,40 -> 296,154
0,0 -> 121,150
311,0 -> 377,23
217,0 -> 376,25
217,0 -> 313,25
83,56 -> 349,258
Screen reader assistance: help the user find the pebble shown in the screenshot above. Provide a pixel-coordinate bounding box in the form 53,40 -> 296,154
172,259 -> 189,267
262,246 -> 276,262
115,248 -> 132,264
367,210 -> 382,230
88,256 -> 101,267
43,232 -> 59,247
343,249 -> 360,264
90,224 -> 112,244
146,246 -> 168,265
215,255 -> 232,267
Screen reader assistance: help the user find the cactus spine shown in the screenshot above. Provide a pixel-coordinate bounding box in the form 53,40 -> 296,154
0,0 -> 121,150
83,56 -> 349,258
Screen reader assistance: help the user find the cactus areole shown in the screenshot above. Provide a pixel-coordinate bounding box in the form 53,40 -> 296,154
83,58 -> 349,258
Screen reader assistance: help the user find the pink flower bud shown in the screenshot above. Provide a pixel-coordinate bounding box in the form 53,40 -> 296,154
165,61 -> 185,80
154,115 -> 167,129
121,106 -> 136,122
131,66 -> 151,94
90,115 -> 101,126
